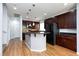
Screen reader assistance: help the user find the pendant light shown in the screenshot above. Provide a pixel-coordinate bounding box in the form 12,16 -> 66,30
33,22 -> 35,26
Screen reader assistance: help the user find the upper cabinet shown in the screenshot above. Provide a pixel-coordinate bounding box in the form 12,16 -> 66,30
44,17 -> 57,29
56,10 -> 76,29
22,20 -> 40,32
44,9 -> 76,29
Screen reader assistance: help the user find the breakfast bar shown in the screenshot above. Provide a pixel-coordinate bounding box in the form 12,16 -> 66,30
23,31 -> 50,52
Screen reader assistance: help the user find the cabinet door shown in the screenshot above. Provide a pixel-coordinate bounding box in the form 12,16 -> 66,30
63,12 -> 69,28
69,11 -> 76,28
56,35 -> 63,46
46,34 -> 50,43
61,35 -> 76,51
56,34 -> 76,51
46,34 -> 52,44
56,10 -> 76,29
64,11 -> 76,29
63,37 -> 76,51
57,15 -> 65,28
57,12 -> 73,28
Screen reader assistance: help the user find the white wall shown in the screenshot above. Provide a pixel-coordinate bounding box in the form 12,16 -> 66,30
10,16 -> 22,40
7,15 -> 10,41
40,21 -> 45,31
0,3 -> 3,56
2,4 -> 22,44
2,4 -> 10,45
77,4 -> 79,54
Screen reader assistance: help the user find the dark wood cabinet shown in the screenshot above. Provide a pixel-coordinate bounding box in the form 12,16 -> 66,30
56,35 -> 64,46
44,10 -> 76,51
69,11 -> 76,28
56,10 -> 76,29
44,17 -> 57,29
23,20 -> 40,31
45,10 -> 76,29
56,34 -> 76,51
56,14 -> 65,28
22,33 -> 25,40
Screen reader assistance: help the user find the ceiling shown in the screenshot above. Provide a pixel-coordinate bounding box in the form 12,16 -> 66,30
6,3 -> 76,22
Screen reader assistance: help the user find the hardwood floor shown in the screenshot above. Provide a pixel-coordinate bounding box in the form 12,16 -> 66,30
3,38 -> 77,56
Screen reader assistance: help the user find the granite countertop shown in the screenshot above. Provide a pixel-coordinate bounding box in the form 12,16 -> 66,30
58,32 -> 76,37
59,33 -> 76,35
23,31 -> 50,34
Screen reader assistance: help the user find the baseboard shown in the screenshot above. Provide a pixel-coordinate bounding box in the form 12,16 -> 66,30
25,42 -> 46,52
30,48 -> 46,52
2,44 -> 8,49
10,37 -> 20,40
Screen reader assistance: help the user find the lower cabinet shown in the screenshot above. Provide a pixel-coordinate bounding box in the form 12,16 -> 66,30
56,34 -> 76,52
22,33 -> 25,40
56,35 -> 63,46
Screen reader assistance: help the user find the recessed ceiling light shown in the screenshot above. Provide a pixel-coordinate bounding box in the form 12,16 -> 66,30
13,6 -> 17,10
64,3 -> 68,6
44,13 -> 47,15
29,9 -> 31,11
32,4 -> 35,7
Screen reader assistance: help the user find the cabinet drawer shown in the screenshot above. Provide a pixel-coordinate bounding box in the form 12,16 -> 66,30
56,36 -> 64,46
63,38 -> 76,51
56,34 -> 76,51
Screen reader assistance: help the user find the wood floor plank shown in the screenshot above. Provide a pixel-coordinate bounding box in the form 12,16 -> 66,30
3,38 -> 77,56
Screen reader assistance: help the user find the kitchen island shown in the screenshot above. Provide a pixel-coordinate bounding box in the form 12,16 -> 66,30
23,31 -> 50,52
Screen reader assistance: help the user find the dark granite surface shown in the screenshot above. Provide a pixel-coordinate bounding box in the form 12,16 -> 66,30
23,31 -> 50,34
59,32 -> 76,35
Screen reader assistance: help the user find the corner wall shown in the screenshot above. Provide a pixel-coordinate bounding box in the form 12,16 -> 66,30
77,3 -> 79,54
2,4 -> 10,45
0,3 -> 3,56
10,16 -> 22,40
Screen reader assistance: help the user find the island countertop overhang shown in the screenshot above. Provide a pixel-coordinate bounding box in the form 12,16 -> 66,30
22,31 -> 50,34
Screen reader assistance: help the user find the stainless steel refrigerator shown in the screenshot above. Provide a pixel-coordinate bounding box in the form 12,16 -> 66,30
46,23 -> 59,45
